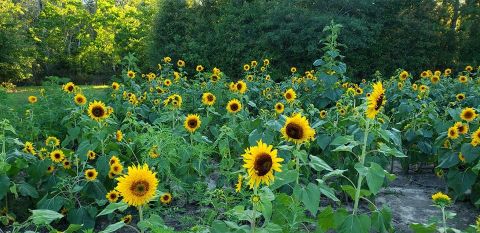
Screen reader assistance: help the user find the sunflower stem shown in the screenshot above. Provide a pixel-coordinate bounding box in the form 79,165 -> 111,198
139,205 -> 144,233
441,206 -> 447,232
295,144 -> 301,184
353,119 -> 370,215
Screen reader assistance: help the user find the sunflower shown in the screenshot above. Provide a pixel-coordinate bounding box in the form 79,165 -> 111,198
243,64 -> 250,71
284,88 -> 296,103
149,146 -> 160,158
110,163 -> 124,175
116,130 -> 123,142
465,65 -> 473,72
127,70 -> 135,79
226,99 -> 242,114
246,75 -> 254,82
196,65 -> 204,72
447,126 -> 459,139
87,150 -> 96,160
274,103 -> 284,114
228,82 -> 237,92
23,141 -> 36,155
338,108 -> 347,116
242,140 -> 283,188
160,193 -> 172,204
74,94 -> 87,105
236,80 -> 247,94
458,152 -> 466,163
109,156 -> 120,166
291,67 -> 297,73
355,87 -> 364,95
456,93 -> 465,101
63,160 -> 71,169
163,94 -> 182,108
87,101 -> 108,121
122,215 -> 132,224
112,82 -> 120,91
444,68 -> 452,75
50,150 -> 65,163
431,192 -> 451,206
164,79 -> 172,86
213,67 -> 221,75
412,83 -> 418,90
419,85 -> 428,92
28,96 -> 37,104
320,110 -> 327,119
47,165 -> 55,173
366,82 -> 386,119
184,114 -> 201,133
454,122 -> 469,134
399,70 -> 409,81
471,128 -> 480,145
458,75 -> 468,83
106,190 -> 120,203
63,82 -> 75,93
115,164 -> 159,207
177,59 -> 185,67
202,92 -> 216,106
460,107 -> 477,122
430,75 -> 440,84
250,60 -> 258,67
210,74 -> 220,83
420,71 -> 429,78
85,169 -> 98,181
263,59 -> 270,66
235,175 -> 243,193
38,148 -> 47,159
281,113 -> 315,144
45,136 -> 60,147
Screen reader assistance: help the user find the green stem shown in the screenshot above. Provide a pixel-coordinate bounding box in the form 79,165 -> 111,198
295,144 -> 301,184
441,207 -> 447,232
139,205 -> 144,233
251,188 -> 258,233
353,119 -> 370,215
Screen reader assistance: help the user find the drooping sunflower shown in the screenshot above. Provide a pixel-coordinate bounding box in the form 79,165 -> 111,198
284,88 -> 296,103
74,94 -> 87,105
447,126 -> 459,139
122,215 -> 133,224
456,93 -> 465,101
366,82 -> 386,119
202,92 -> 216,106
460,107 -> 477,122
274,103 -> 284,114
127,70 -> 135,79
85,168 -> 98,181
160,193 -> 172,204
45,136 -> 60,147
110,163 -> 124,175
431,192 -> 451,206
116,130 -> 123,142
184,114 -> 201,133
281,113 -> 315,144
28,96 -> 37,104
50,150 -> 65,163
226,99 -> 242,114
196,65 -> 204,72
235,175 -> 243,193
149,146 -> 160,158
87,100 -> 108,121
458,75 -> 468,83
242,140 -> 283,188
454,122 -> 469,134
63,82 -> 75,93
106,190 -> 121,203
87,150 -> 96,160
236,80 -> 247,94
320,110 -> 327,119
115,164 -> 159,207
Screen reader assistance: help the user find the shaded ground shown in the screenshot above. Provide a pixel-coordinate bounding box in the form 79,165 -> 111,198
376,164 -> 479,232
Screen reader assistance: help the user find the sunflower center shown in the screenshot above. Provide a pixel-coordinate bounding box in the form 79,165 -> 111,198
207,95 -> 214,102
162,195 -> 170,201
131,180 -> 149,197
449,130 -> 456,136
54,153 -> 61,159
285,122 -> 304,140
254,153 -> 273,176
375,94 -> 384,111
286,93 -> 292,99
68,86 -> 73,92
188,119 -> 198,128
92,106 -> 105,117
276,105 -> 282,110
87,171 -> 94,177
237,83 -> 243,90
230,103 -> 239,111
110,193 -> 117,199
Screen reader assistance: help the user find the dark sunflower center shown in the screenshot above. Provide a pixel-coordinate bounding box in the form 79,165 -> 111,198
64,162 -> 70,166
110,193 -> 117,199
464,111 -> 473,119
207,95 -> 214,101
286,93 -> 292,99
188,119 -> 198,128
449,130 -> 456,136
286,122 -> 304,140
54,153 -> 61,159
87,171 -> 94,177
458,125 -> 465,132
459,95 -> 464,99
131,180 -> 149,197
254,153 -> 273,176
230,103 -> 239,111
237,83 -> 243,90
212,76 -> 218,81
92,106 -> 105,117
76,97 -> 84,103
163,195 -> 170,201
375,94 -> 384,111
276,105 -> 282,110
68,86 -> 73,92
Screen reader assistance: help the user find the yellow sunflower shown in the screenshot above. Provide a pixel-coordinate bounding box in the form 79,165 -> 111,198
122,215 -> 132,224
281,113 -> 315,144
465,65 -> 473,72
74,94 -> 87,105
291,67 -> 297,73
112,82 -> 120,91
163,56 -> 172,63
184,114 -> 201,133
284,88 -> 297,103
87,100 -> 108,121
242,140 -> 283,188
320,110 -> 327,119
149,146 -> 160,158
412,83 -> 418,90
471,128 -> 480,145
420,71 -> 429,78
210,74 -> 220,83
444,68 -> 452,75
47,165 -> 55,173
28,96 -> 37,104
366,82 -> 386,119
177,60 -> 185,67
226,99 -> 242,114
63,160 -> 71,169
202,92 -> 216,106
115,164 -> 159,207
432,192 -> 451,206
110,163 -> 124,175
127,70 -> 135,79
45,136 -> 60,147
458,75 -> 468,83
399,70 -> 409,81
456,93 -> 465,101
160,193 -> 173,204
196,65 -> 204,72
87,150 -> 96,160
63,82 -> 75,93
263,59 -> 270,66
419,85 -> 428,92
50,150 -> 65,163
164,79 -> 172,86
458,152 -> 466,163
235,175 -> 243,193
447,126 -> 459,139
243,64 -> 250,71
236,80 -> 247,94
430,75 -> 440,84
454,122 -> 469,134
116,130 -> 123,142
460,107 -> 477,122
85,169 -> 98,181
274,102 -> 284,114
109,156 -> 120,166
106,190 -> 121,203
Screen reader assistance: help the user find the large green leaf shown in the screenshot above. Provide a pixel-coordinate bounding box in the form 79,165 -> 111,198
294,183 -> 321,216
309,155 -> 333,172
365,162 -> 387,195
0,174 -> 9,200
270,169 -> 297,190
338,214 -> 371,233
97,202 -> 128,217
99,221 -> 126,233
30,209 -> 63,225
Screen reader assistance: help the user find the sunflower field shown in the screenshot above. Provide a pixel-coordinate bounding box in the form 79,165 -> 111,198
1,21 -> 480,233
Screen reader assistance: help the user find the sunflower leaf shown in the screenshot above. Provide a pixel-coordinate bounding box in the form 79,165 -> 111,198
97,202 -> 128,217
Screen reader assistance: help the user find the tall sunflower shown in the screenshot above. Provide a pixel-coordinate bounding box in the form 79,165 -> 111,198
281,113 -> 315,144
184,114 -> 201,133
366,82 -> 386,119
226,99 -> 242,114
74,94 -> 87,105
460,107 -> 477,122
284,89 -> 296,103
115,164 -> 159,207
202,92 -> 216,106
242,140 -> 283,188
87,100 -> 108,121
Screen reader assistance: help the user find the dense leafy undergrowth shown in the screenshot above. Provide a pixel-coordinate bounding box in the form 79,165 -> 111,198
0,23 -> 480,233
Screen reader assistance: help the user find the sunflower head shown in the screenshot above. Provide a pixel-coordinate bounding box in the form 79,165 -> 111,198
50,150 -> 65,163
23,141 -> 36,155
274,102 -> 284,114
87,100 -> 108,121
45,136 -> 60,147
291,67 -> 297,73
366,82 -> 386,119
112,82 -> 120,90
149,146 -> 160,158
432,192 -> 451,206
226,99 -> 242,114
284,88 -> 297,103
456,93 -> 465,101
458,75 -> 468,83
236,80 -> 247,94
115,164 -> 159,207
242,140 -> 283,189
202,92 -> 216,106
184,114 -> 201,133
420,71 -> 429,78
454,122 -> 469,134
196,65 -> 204,72
281,113 -> 315,144
47,165 -> 55,173
412,83 -> 418,90
87,150 -> 96,160
127,70 -> 135,79
320,110 -> 327,119
460,107 -> 477,122
28,96 -> 37,104
63,160 -> 71,169
444,68 -> 452,75
110,163 -> 124,175
458,152 -> 466,163
106,190 -> 121,203
210,74 -> 220,83
122,215 -> 133,224
430,75 -> 440,84
447,126 -> 459,139
116,130 -> 123,142
243,64 -> 250,71
399,70 -> 409,81
465,65 -> 473,72
471,128 -> 480,146
160,193 -> 172,204
164,79 -> 172,86
63,82 -> 75,93
177,59 -> 185,67
85,169 -> 98,182
109,156 -> 120,166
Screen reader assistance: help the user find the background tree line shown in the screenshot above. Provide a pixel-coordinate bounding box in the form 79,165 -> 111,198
1,0 -> 479,84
